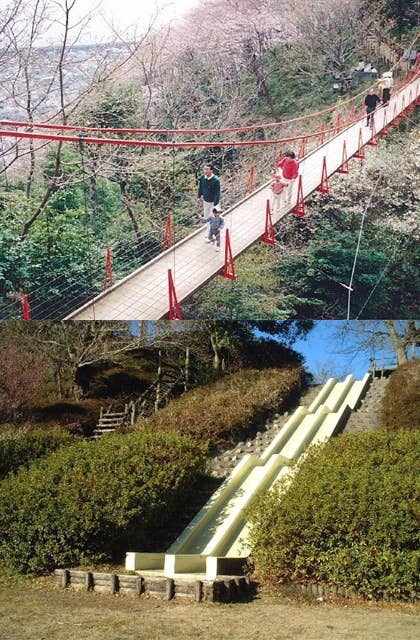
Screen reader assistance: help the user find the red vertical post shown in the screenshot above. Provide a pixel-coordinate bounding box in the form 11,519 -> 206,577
297,136 -> 306,160
399,95 -> 407,119
245,166 -> 255,195
334,112 -> 342,134
353,128 -> 365,160
317,156 -> 330,193
337,141 -> 349,174
262,199 -> 276,245
380,108 -> 389,137
367,119 -> 378,146
103,245 -> 113,290
161,214 -> 174,251
390,103 -> 399,127
347,104 -> 356,124
293,175 -> 306,217
317,122 -> 326,146
22,294 -> 31,320
168,269 -> 182,320
406,89 -> 414,112
222,229 -> 236,280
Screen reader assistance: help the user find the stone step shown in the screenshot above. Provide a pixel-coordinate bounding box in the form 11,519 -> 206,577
343,375 -> 390,434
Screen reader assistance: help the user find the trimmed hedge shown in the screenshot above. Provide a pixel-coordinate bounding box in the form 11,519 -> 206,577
136,367 -> 303,449
382,360 -> 420,431
0,428 -> 75,480
248,430 -> 420,601
0,429 -> 206,574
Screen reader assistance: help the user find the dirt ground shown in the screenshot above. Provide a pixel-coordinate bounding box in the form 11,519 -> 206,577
0,578 -> 419,640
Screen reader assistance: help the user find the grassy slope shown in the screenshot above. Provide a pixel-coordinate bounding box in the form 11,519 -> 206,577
135,367 -> 304,450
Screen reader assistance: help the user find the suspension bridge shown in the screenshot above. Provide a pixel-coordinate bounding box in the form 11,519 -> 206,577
69,75 -> 420,320
0,57 -> 419,320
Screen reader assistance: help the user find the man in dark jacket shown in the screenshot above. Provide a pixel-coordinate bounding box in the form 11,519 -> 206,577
364,88 -> 381,127
198,162 -> 221,215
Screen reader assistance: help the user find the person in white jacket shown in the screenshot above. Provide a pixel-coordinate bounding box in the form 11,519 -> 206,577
377,71 -> 394,104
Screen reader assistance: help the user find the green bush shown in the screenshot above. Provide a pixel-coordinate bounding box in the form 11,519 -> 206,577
0,429 -> 206,574
0,428 -> 75,480
382,361 -> 420,431
248,430 -> 420,601
136,367 -> 303,449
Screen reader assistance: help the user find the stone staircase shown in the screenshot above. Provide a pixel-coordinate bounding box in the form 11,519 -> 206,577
343,374 -> 390,434
207,385 -> 322,479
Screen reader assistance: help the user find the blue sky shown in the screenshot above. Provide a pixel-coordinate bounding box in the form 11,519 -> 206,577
293,321 -> 400,382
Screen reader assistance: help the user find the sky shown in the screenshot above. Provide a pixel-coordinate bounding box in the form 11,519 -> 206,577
79,0 -> 201,41
259,321 -> 407,382
0,0 -> 202,44
293,321 -> 383,382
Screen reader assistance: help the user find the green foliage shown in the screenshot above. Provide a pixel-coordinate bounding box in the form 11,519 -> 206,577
0,195 -> 102,318
82,83 -> 144,129
136,367 -> 303,449
248,430 -> 420,600
374,0 -> 419,36
245,45 -> 336,118
184,244 -> 309,320
382,361 -> 420,432
128,154 -> 196,214
277,225 -> 390,317
0,428 -> 74,480
0,429 -> 206,574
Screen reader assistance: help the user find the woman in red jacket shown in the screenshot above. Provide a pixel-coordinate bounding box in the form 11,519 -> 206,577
275,150 -> 299,205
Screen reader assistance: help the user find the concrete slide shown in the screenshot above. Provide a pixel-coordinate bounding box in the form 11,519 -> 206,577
126,373 -> 371,579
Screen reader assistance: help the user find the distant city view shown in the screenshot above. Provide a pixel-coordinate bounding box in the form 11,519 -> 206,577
0,42 -> 127,122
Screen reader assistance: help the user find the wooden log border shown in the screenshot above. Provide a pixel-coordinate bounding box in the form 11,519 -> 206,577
54,569 -> 253,602
54,570 -> 418,603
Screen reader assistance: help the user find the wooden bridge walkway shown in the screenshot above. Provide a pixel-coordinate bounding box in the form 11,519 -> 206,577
65,75 -> 419,320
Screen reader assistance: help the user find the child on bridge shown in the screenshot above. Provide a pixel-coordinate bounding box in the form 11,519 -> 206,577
274,150 -> 299,207
270,174 -> 287,214
197,207 -> 224,252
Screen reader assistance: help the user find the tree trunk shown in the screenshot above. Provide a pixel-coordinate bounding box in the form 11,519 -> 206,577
88,169 -> 98,220
21,171 -> 60,238
155,349 -> 163,411
56,368 -> 63,399
119,181 -> 143,249
69,364 -> 84,400
384,320 -> 408,365
184,347 -> 190,391
210,331 -> 222,370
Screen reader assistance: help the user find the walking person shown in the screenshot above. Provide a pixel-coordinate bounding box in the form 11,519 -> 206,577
275,150 -> 299,205
197,207 -> 224,251
270,174 -> 287,214
364,87 -> 381,127
377,71 -> 393,105
198,161 -> 221,216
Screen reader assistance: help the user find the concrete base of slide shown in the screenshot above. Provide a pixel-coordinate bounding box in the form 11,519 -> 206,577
126,373 -> 371,579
